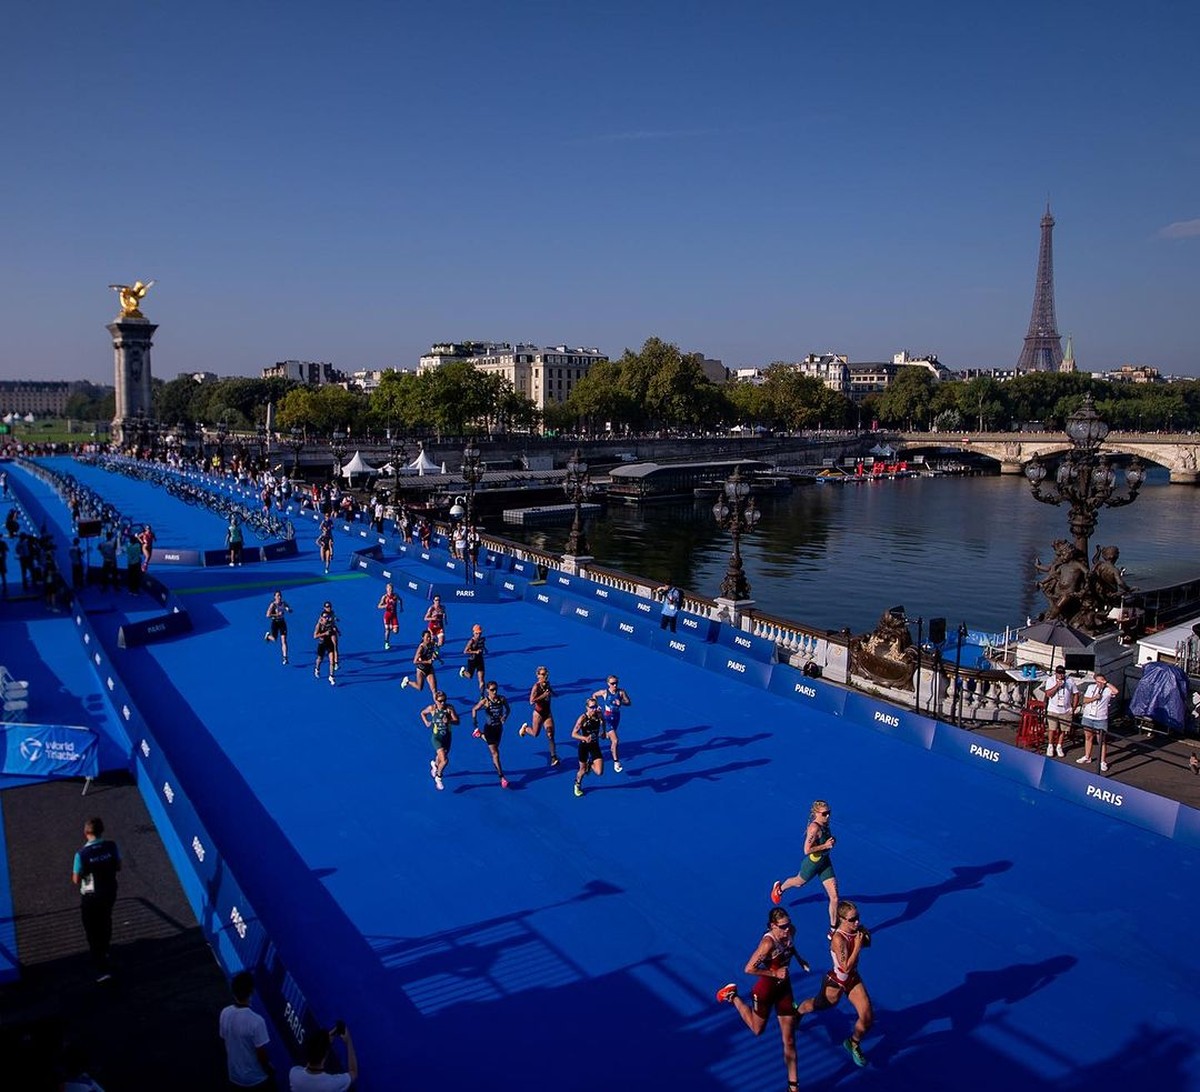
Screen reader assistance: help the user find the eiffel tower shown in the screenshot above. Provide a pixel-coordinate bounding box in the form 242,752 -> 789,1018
1016,204 -> 1064,371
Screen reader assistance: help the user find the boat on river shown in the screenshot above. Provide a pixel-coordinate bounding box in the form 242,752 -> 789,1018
608,459 -> 785,503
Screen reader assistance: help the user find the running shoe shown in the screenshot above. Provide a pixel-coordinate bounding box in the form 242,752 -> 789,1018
329,674 -> 335,686
459,667 -> 469,679
473,728 -> 482,739
430,760 -> 437,778
1055,744 -> 1065,757
401,676 -> 410,689
434,776 -> 444,791
613,761 -> 623,773
770,881 -> 783,905
313,667 -> 319,679
519,723 -> 529,736
1100,761 -> 1109,773
573,782 -> 584,797
715,983 -> 737,1004
264,632 -> 273,642
500,777 -> 509,789
1044,744 -> 1053,756
550,755 -> 560,767
384,642 -> 390,650
282,657 -> 288,665
843,1039 -> 868,1068
1075,755 -> 1093,764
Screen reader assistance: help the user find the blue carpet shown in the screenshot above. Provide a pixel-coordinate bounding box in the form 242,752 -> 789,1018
6,457 -> 1199,1091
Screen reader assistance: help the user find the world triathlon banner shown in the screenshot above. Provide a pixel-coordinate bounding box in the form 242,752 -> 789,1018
2,723 -> 99,780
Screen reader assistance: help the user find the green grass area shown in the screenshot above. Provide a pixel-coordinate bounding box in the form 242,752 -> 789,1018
3,418 -> 109,444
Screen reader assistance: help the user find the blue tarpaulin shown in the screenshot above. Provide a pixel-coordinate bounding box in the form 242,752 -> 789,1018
1129,662 -> 1191,733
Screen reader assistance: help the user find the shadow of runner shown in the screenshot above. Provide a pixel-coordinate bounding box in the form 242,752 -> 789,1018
852,861 -> 1015,933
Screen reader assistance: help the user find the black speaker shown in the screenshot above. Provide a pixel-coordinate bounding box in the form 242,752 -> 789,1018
1063,652 -> 1095,671
928,617 -> 947,644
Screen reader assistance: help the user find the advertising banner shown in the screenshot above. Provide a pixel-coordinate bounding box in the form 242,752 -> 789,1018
703,646 -> 773,688
561,599 -> 606,629
150,547 -> 202,566
581,583 -> 640,616
677,613 -> 718,643
1172,803 -> 1200,849
2,723 -> 99,780
117,609 -> 194,649
766,667 -> 848,717
651,629 -> 708,666
930,722 -> 1046,787
842,693 -> 937,749
430,582 -> 502,604
1038,759 -> 1181,838
601,611 -> 656,646
714,625 -> 777,663
524,585 -> 564,613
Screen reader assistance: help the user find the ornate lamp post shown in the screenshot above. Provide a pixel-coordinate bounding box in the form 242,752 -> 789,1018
330,429 -> 348,484
1025,395 -> 1146,631
286,427 -> 305,479
711,464 -> 762,604
562,447 -> 593,560
461,438 -> 484,526
387,429 -> 406,505
1025,396 -> 1145,562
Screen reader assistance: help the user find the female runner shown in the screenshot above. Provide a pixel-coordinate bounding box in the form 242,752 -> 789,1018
771,799 -> 839,933
518,666 -> 559,766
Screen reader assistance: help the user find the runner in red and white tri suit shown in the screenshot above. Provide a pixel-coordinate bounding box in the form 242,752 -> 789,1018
715,907 -> 810,1092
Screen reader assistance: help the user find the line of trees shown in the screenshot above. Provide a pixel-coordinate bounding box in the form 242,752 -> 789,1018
71,340 -> 1200,440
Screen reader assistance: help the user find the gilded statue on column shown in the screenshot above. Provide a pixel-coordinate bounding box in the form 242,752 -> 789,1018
108,280 -> 155,319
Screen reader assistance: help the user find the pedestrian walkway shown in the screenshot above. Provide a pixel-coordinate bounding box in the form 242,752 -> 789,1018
2,455 -> 1199,1091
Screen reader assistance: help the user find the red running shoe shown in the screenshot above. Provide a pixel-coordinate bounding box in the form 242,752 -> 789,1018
715,983 -> 738,1004
770,881 -> 783,905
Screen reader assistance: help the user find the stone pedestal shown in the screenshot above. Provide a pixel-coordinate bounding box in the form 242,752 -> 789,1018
561,553 -> 593,576
108,317 -> 158,444
714,596 -> 756,626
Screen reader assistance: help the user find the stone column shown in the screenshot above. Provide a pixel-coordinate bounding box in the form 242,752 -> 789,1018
109,317 -> 158,444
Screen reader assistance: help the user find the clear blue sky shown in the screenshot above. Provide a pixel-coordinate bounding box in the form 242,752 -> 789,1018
3,0 -> 1197,384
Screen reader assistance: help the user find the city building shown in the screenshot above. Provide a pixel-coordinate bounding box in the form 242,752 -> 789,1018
260,360 -> 345,385
1101,364 -> 1162,384
1059,336 -> 1077,374
0,379 -> 80,416
795,353 -> 850,393
418,341 -> 607,409
348,369 -> 387,392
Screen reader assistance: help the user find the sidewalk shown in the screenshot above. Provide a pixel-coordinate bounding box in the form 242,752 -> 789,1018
0,773 -> 230,1091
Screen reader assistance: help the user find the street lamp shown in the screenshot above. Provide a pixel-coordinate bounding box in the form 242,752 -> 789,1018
286,427 -> 305,479
387,429 -> 406,505
711,464 -> 762,602
330,429 -> 348,484
1024,395 -> 1145,562
562,447 -> 593,557
461,438 -> 484,527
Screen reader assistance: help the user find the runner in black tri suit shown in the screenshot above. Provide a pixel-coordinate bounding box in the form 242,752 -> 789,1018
264,589 -> 293,665
570,697 -> 605,798
518,666 -> 559,766
471,681 -> 511,789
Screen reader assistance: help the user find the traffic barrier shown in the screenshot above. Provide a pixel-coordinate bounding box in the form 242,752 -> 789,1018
118,608 -> 194,648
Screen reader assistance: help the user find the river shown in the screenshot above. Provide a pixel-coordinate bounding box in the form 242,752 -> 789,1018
497,468 -> 1199,636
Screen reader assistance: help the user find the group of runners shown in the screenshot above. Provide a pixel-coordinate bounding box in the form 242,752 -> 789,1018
717,800 -> 874,1088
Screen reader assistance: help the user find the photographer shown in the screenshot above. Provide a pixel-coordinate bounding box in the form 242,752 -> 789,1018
289,1022 -> 357,1090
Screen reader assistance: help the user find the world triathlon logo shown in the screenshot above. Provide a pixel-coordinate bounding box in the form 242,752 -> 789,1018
19,737 -> 43,763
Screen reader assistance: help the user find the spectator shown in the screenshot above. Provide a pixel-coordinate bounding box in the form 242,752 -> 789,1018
124,535 -> 142,594
1042,666 -> 1078,758
1077,671 -> 1120,773
97,531 -> 118,591
71,817 -> 121,982
219,970 -> 274,1090
657,583 -> 683,632
289,1024 -> 357,1090
69,536 -> 84,591
226,517 -> 245,567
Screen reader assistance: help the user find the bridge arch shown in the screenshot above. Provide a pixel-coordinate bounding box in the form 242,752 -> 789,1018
892,433 -> 1200,484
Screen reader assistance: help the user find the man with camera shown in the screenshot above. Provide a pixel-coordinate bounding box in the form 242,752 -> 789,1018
289,1021 -> 357,1090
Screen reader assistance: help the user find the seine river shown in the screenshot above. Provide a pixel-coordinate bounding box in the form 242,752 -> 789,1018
500,468 -> 1199,636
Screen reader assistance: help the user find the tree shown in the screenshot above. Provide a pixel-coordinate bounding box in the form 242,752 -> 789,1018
958,376 -> 1007,432
875,367 -> 934,430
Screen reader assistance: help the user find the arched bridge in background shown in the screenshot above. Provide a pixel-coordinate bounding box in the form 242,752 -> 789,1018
893,432 -> 1200,484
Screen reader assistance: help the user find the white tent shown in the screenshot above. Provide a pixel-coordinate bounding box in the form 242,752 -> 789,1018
339,451 -> 379,480
407,449 -> 441,476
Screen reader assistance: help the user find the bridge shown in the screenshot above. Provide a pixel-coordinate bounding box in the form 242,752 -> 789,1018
893,431 -> 1200,484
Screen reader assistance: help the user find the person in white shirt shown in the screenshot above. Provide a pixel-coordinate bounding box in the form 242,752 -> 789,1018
1042,666 -> 1079,758
1076,671 -> 1119,773
290,1024 -> 357,1091
219,971 -> 273,1090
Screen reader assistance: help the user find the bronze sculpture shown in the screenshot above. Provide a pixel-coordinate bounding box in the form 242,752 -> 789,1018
109,280 -> 155,319
848,611 -> 918,690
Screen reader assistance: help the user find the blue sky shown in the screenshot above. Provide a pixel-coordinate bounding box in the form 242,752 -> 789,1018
2,0 -> 1197,383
